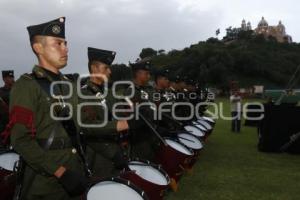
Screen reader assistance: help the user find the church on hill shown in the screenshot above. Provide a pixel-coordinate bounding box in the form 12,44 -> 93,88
243,17 -> 293,43
224,17 -> 293,43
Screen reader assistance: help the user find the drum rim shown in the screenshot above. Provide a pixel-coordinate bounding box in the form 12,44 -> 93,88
85,177 -> 149,200
177,133 -> 203,150
197,120 -> 213,131
201,116 -> 216,123
164,137 -> 194,156
184,125 -> 206,137
195,120 -> 212,130
188,123 -> 208,131
127,158 -> 171,185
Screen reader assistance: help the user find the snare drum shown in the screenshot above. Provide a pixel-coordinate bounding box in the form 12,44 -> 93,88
196,120 -> 212,131
155,138 -> 193,183
177,133 -> 203,167
201,116 -> 216,125
85,177 -> 149,200
191,121 -> 209,132
0,151 -> 19,200
184,125 -> 206,139
120,159 -> 170,200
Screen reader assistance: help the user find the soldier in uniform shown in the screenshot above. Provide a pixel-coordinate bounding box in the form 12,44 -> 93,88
154,69 -> 174,104
3,17 -> 88,200
124,60 -> 161,162
153,69 -> 180,134
80,47 -> 129,178
0,70 -> 14,134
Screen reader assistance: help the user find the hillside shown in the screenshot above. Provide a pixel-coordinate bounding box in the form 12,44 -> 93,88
112,33 -> 300,90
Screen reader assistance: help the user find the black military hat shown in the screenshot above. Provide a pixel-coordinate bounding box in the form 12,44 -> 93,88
27,17 -> 66,41
88,47 -> 116,65
171,75 -> 184,83
130,60 -> 151,71
186,79 -> 196,86
154,69 -> 169,79
2,70 -> 14,78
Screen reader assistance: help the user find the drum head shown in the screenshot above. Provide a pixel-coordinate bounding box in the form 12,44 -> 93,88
0,152 -> 19,171
128,161 -> 168,186
202,116 -> 215,123
184,125 -> 205,137
178,133 -> 203,150
196,120 -> 212,130
87,181 -> 145,200
191,122 -> 208,132
165,139 -> 193,155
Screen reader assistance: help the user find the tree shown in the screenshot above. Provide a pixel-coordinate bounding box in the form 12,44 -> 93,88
139,48 -> 157,59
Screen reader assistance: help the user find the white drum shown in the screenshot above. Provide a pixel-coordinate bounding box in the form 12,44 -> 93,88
196,120 -> 212,130
0,152 -> 19,171
201,116 -> 215,124
165,139 -> 193,156
177,133 -> 203,151
184,125 -> 205,137
128,161 -> 169,186
191,122 -> 208,132
86,178 -> 147,200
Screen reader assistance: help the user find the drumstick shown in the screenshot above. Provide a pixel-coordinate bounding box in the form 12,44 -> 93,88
124,97 -> 168,146
138,112 -> 168,146
161,112 -> 183,127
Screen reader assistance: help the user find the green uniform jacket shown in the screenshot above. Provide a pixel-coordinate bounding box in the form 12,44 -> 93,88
9,66 -> 84,196
124,83 -> 160,161
80,79 -> 121,178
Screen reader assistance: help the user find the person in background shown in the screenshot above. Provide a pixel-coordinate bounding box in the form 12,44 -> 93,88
230,90 -> 242,133
0,70 -> 15,134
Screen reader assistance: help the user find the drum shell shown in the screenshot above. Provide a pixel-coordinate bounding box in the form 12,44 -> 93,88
177,134 -> 203,167
154,139 -> 193,182
0,168 -> 16,200
0,151 -> 18,200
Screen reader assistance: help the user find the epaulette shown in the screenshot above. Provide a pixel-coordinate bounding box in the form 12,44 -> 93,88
21,73 -> 34,80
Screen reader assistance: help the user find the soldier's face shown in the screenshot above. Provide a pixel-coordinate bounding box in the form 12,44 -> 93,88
137,70 -> 150,85
3,76 -> 15,87
157,77 -> 169,89
39,36 -> 68,69
92,61 -> 111,82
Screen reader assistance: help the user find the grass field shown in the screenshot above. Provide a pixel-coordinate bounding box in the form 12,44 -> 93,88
166,98 -> 300,200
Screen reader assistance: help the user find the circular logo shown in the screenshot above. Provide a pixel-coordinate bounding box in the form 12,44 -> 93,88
52,25 -> 61,35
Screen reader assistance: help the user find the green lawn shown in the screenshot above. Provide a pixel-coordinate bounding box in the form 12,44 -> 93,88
166,98 -> 300,200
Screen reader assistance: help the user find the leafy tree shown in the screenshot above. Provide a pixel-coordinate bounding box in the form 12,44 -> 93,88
139,48 -> 157,59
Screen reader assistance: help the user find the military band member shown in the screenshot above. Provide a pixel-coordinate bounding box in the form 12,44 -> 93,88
124,60 -> 160,162
154,69 -> 171,104
80,47 -> 129,178
4,17 -> 88,200
0,70 -> 14,134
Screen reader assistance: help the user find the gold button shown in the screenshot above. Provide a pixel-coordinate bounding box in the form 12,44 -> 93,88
71,148 -> 77,154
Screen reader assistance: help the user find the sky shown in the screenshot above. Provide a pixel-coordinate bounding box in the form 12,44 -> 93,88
0,0 -> 299,80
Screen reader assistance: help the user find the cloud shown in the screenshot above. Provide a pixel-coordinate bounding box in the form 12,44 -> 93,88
0,0 -> 299,80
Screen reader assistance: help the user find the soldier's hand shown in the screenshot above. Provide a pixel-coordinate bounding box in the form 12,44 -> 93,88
117,120 -> 129,132
56,167 -> 88,196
